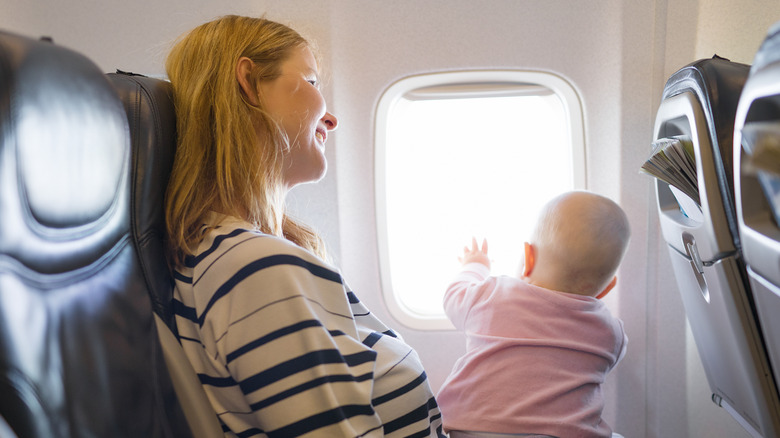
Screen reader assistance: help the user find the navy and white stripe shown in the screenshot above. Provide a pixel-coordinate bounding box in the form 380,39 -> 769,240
174,214 -> 444,437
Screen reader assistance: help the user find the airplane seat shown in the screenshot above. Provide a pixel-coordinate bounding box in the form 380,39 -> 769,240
106,71 -> 179,333
106,71 -> 223,438
734,19 -> 780,429
0,416 -> 16,438
0,30 -> 192,436
652,55 -> 780,437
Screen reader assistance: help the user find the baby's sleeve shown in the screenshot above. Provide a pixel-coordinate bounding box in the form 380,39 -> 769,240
442,262 -> 492,330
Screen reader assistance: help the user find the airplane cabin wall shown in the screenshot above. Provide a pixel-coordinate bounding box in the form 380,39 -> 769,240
0,1 -> 778,437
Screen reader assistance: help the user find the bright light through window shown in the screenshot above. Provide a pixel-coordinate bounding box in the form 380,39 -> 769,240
376,71 -> 585,330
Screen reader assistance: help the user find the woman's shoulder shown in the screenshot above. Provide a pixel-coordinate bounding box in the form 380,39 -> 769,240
190,214 -> 333,273
204,215 -> 290,250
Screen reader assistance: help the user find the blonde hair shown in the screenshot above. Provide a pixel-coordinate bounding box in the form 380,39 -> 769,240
165,15 -> 327,267
530,191 -> 630,295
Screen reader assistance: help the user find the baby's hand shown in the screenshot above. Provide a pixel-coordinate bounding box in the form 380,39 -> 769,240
459,237 -> 491,269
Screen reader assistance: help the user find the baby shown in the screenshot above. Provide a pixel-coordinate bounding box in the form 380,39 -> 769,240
437,190 -> 631,438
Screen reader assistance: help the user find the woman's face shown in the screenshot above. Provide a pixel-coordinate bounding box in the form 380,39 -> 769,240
258,45 -> 338,189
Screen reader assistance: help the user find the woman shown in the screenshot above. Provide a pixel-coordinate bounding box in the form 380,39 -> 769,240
164,15 -> 444,437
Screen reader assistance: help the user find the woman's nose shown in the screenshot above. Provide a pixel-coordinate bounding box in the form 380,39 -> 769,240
323,111 -> 338,131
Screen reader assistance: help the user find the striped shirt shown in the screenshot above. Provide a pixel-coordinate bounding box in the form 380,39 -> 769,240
173,214 -> 444,437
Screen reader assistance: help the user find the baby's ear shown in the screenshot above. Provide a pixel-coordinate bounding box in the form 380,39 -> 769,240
596,276 -> 617,299
522,242 -> 535,277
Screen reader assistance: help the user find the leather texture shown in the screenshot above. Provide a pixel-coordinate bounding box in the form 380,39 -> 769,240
0,415 -> 15,438
107,71 -> 223,437
0,31 -> 189,437
107,72 -> 178,332
661,56 -> 750,245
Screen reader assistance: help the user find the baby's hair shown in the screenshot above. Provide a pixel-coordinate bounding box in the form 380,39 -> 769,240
531,191 -> 630,295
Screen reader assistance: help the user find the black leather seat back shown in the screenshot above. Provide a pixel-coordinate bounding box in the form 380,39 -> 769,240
108,72 -> 178,332
0,31 -> 188,437
106,71 -> 223,437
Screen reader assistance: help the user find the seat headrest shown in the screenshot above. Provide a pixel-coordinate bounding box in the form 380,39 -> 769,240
108,72 -> 178,327
0,31 -> 190,438
661,56 -> 750,242
0,31 -> 129,273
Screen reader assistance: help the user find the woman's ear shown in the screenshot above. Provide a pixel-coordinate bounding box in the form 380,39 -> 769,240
522,242 -> 535,278
236,56 -> 259,106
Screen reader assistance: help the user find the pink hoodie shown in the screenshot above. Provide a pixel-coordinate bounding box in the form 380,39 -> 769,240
438,263 -> 627,438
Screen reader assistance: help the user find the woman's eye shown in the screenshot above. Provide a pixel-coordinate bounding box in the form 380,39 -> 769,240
307,79 -> 319,87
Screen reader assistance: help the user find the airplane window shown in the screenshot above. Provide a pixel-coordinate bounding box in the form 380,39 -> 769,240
375,71 -> 585,330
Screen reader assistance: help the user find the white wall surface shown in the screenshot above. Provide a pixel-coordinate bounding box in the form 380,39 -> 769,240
1,1 -> 779,437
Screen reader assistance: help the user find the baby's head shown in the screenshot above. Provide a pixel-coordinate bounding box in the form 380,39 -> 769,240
521,191 -> 631,298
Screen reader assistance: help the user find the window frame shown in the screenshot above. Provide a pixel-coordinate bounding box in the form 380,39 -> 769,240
374,70 -> 586,330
